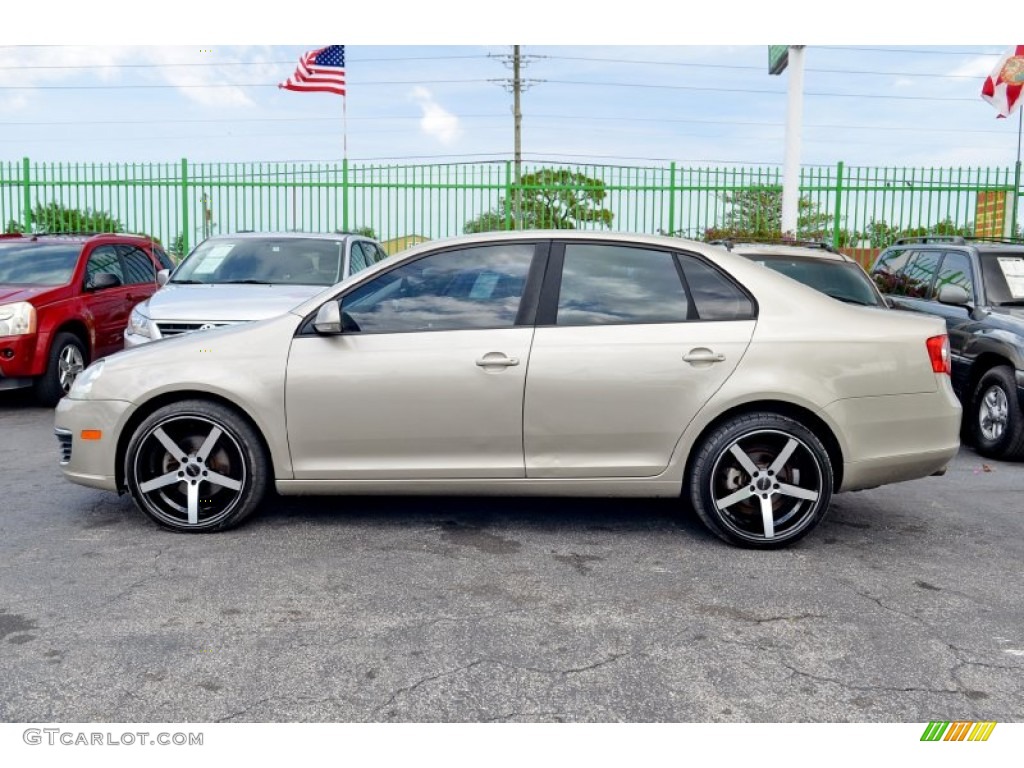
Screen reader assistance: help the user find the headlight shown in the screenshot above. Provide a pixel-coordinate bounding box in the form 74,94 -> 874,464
0,301 -> 37,337
69,359 -> 105,398
127,303 -> 153,338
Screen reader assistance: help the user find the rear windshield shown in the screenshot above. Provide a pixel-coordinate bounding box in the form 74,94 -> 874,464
744,254 -> 883,307
0,243 -> 81,285
172,237 -> 346,286
981,253 -> 1024,304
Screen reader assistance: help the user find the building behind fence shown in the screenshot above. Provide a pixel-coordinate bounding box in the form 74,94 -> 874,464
1,158 -> 1020,266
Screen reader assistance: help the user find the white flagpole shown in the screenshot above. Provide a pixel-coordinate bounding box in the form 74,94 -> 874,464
343,93 -> 348,160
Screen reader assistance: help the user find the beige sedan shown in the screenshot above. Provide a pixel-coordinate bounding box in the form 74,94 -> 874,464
55,231 -> 961,548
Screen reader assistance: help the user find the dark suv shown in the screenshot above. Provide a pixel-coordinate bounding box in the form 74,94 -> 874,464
870,236 -> 1024,459
0,233 -> 172,405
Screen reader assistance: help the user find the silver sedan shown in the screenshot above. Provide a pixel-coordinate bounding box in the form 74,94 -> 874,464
56,231 -> 961,548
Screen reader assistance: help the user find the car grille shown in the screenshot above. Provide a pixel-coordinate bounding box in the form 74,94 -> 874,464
55,429 -> 72,465
155,321 -> 235,338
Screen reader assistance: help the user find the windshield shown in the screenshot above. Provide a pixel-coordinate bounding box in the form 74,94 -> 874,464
0,243 -> 81,285
172,237 -> 345,286
744,255 -> 883,306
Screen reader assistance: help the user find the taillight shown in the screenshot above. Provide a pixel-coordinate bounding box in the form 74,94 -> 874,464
926,335 -> 951,375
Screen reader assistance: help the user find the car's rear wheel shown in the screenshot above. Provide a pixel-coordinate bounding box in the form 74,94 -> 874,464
124,400 -> 269,532
688,413 -> 834,548
34,332 -> 87,407
971,366 -> 1024,460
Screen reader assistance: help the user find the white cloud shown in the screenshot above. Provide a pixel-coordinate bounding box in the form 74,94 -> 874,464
410,86 -> 463,145
948,54 -> 1002,79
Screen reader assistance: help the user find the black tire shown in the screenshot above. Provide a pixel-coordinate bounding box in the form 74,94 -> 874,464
970,366 -> 1024,460
34,332 -> 88,407
688,412 -> 834,549
124,399 -> 269,532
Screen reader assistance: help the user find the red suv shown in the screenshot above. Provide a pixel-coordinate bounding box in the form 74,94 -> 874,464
0,233 -> 173,405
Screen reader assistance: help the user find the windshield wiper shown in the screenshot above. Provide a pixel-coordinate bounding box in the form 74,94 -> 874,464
220,279 -> 273,284
169,279 -> 205,284
998,299 -> 1024,306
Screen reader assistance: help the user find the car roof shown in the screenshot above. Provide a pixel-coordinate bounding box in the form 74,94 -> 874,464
887,237 -> 1024,255
0,232 -> 159,246
725,243 -> 852,263
203,231 -> 371,242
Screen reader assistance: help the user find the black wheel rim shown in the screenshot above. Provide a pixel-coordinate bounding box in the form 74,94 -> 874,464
132,415 -> 247,529
709,429 -> 825,543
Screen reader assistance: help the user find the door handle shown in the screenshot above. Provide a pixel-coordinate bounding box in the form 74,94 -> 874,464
475,354 -> 520,368
683,349 -> 726,364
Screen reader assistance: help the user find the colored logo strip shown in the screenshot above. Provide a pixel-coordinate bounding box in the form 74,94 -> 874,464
921,721 -> 996,742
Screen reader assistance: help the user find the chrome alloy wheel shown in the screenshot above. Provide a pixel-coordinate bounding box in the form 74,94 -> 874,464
709,429 -> 825,543
978,384 -> 1009,442
57,343 -> 85,393
131,415 -> 246,530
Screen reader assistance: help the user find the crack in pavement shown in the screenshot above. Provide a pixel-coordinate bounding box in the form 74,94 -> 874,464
374,653 -> 629,718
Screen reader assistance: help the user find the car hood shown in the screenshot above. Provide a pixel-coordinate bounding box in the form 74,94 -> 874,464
989,305 -> 1024,321
0,284 -> 70,305
141,283 -> 330,321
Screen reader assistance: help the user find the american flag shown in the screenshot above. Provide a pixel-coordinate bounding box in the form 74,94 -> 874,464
279,46 -> 346,96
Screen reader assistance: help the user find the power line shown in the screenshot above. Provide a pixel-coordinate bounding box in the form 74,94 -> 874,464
1,112 -> 1014,136
0,78 -> 985,103
0,54 -> 490,71
817,46 -> 1002,56
539,55 -> 985,80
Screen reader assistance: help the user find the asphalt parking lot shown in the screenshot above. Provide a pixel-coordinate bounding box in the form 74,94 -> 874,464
1,393 -> 1022,723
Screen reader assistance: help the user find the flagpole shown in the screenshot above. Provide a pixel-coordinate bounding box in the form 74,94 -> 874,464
1014,108 -> 1022,237
343,94 -> 348,160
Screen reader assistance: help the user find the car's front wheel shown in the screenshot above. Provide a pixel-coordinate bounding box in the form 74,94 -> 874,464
688,412 -> 834,548
971,366 -> 1024,460
35,332 -> 87,406
124,399 -> 269,532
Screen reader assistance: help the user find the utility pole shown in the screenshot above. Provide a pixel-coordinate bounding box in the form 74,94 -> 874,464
513,45 -> 523,228
491,47 -> 538,229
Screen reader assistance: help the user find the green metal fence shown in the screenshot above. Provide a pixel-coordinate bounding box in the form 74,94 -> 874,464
1,158 -> 1020,257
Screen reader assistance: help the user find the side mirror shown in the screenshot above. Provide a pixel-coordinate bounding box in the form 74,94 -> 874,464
157,269 -> 170,287
313,301 -> 343,334
937,284 -> 970,307
88,272 -> 122,291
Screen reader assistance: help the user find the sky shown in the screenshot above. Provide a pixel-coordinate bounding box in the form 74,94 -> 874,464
0,3 -> 1018,170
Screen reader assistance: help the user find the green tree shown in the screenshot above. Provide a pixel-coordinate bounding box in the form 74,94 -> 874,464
859,217 -> 974,249
29,201 -> 122,234
465,168 -> 614,233
5,219 -> 23,234
702,187 -> 851,243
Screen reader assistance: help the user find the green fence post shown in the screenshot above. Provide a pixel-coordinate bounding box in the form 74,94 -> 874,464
832,161 -> 844,249
504,161 -> 513,231
1011,160 -> 1019,236
180,158 -> 189,255
22,157 -> 32,232
667,161 -> 677,236
342,158 -> 349,231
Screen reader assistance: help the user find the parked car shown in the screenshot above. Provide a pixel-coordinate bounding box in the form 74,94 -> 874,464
870,236 -> 1024,460
56,231 -> 960,548
711,239 -> 887,307
0,232 -> 172,404
124,232 -> 387,346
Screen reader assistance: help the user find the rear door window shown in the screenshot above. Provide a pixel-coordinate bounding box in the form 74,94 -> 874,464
555,244 -> 691,326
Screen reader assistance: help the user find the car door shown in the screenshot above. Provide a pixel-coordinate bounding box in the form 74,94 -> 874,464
523,242 -> 756,478
82,244 -> 133,356
285,241 -> 542,480
118,244 -> 160,306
